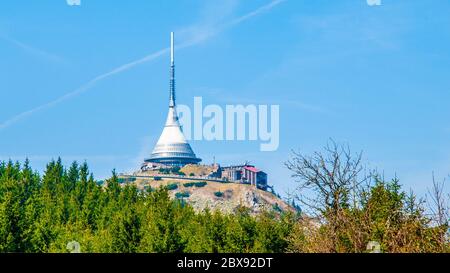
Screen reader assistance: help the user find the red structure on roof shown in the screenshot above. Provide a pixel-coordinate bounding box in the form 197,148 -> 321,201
243,166 -> 260,173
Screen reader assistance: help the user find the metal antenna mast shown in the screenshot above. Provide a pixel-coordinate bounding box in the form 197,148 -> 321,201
169,32 -> 175,107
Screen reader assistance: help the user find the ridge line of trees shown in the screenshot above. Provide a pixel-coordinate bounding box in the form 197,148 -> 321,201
0,158 -> 294,253
1,139 -> 449,253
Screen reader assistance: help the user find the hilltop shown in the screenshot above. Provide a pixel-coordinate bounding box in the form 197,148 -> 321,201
119,175 -> 296,215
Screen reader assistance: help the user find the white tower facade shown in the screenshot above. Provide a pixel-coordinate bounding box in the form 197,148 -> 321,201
145,32 -> 201,166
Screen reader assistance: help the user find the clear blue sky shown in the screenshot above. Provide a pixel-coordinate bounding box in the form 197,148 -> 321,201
1,0 -> 449,198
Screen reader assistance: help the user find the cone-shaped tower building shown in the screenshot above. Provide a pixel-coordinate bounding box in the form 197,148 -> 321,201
145,32 -> 201,167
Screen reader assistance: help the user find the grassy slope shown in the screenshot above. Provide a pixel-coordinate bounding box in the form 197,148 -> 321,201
127,177 -> 294,215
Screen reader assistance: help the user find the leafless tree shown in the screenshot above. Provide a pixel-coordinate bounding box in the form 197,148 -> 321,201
285,140 -> 372,218
285,140 -> 450,253
428,174 -> 449,227
425,174 -> 450,250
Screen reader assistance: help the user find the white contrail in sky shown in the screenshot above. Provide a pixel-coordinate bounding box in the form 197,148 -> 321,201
0,35 -> 65,63
226,0 -> 285,27
0,0 -> 286,130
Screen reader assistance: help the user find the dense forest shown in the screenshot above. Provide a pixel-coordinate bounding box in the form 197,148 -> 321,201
0,159 -> 295,253
0,143 -> 449,253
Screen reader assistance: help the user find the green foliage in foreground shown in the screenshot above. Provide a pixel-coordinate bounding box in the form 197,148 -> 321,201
0,159 -> 448,253
0,159 -> 295,253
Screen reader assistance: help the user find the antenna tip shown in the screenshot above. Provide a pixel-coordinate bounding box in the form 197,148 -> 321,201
170,32 -> 174,63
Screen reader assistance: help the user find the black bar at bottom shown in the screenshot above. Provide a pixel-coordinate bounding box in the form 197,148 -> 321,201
0,253 -> 447,272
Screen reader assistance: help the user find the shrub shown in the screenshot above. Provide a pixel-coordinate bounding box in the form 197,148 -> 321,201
194,182 -> 207,188
214,191 -> 223,198
175,192 -> 190,199
166,183 -> 178,191
184,182 -> 207,188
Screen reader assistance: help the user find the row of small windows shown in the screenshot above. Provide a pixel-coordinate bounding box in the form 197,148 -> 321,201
153,145 -> 194,153
151,152 -> 197,158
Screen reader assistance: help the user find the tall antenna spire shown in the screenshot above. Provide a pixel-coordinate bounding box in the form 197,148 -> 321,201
145,32 -> 202,167
169,32 -> 175,107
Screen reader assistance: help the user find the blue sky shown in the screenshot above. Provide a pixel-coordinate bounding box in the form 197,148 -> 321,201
1,0 -> 449,198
